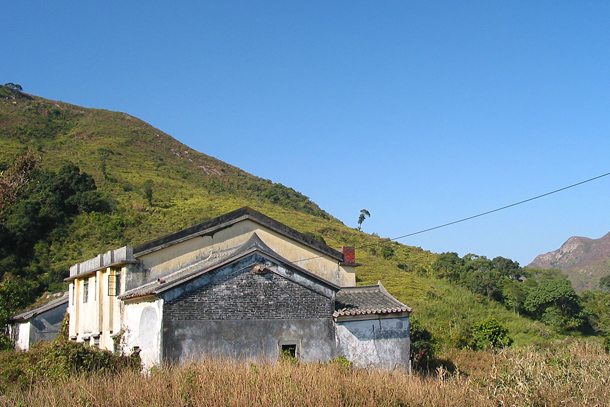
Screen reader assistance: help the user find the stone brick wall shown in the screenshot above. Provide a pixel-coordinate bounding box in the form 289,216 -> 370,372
164,266 -> 334,321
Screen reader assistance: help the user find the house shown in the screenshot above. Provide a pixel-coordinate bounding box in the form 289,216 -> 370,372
66,207 -> 411,369
9,292 -> 69,351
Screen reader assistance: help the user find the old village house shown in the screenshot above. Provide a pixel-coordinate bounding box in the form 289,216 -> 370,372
65,207 -> 411,369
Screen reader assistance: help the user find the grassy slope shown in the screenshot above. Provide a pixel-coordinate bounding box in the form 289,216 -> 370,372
0,87 -> 558,346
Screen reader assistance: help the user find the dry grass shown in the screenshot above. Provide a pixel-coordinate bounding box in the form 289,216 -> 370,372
2,340 -> 610,407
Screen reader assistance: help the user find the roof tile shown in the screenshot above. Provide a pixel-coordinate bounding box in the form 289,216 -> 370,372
334,283 -> 411,318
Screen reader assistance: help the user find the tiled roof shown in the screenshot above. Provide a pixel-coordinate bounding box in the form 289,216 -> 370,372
334,282 -> 411,318
11,292 -> 69,322
119,245 -> 239,300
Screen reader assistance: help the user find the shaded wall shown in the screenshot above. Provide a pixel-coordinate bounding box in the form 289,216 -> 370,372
29,304 -> 67,344
162,256 -> 336,363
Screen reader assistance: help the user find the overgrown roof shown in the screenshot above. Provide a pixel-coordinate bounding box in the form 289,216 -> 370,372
10,292 -> 68,322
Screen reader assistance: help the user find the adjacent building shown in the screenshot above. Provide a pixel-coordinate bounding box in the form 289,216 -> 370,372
9,292 -> 68,351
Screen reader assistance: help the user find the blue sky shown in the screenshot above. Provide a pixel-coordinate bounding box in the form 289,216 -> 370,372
3,1 -> 609,265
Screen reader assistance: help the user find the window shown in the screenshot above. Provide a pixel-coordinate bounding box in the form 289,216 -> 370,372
281,344 -> 297,359
83,279 -> 89,303
279,342 -> 299,361
108,268 -> 121,296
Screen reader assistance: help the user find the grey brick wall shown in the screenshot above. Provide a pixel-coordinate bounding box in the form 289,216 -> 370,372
164,266 -> 334,321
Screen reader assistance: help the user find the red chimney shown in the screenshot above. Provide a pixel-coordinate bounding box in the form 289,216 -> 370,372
342,246 -> 356,263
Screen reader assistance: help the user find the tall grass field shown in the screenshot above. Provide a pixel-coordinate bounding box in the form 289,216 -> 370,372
1,339 -> 608,406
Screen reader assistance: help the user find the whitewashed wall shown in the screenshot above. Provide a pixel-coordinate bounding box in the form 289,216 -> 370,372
335,316 -> 410,371
122,299 -> 164,369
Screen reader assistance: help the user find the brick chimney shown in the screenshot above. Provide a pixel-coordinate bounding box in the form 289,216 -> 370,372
342,246 -> 356,263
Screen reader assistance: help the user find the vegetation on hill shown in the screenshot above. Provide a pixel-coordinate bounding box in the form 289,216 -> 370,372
3,83 -> 610,357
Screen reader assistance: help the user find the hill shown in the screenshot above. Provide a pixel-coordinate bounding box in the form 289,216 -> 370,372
0,84 -> 592,351
528,233 -> 610,292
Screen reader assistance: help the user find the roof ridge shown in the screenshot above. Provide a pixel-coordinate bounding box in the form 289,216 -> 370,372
132,207 -> 343,261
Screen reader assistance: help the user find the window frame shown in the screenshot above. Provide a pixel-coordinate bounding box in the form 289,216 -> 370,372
83,279 -> 89,303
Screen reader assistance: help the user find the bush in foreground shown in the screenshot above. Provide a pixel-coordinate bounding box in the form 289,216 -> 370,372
0,333 -> 139,392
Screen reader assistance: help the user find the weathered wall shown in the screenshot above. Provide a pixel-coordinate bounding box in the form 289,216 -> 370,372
162,256 -> 336,363
122,298 -> 164,368
13,322 -> 30,351
29,304 -> 67,344
69,266 -> 123,351
164,319 -> 335,363
335,316 -> 410,371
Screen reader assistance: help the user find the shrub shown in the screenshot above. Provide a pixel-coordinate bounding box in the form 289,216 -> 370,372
471,317 -> 513,350
0,316 -> 140,391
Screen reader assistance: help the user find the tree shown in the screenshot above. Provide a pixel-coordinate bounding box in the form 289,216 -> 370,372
97,148 -> 114,181
581,290 -> 610,334
492,256 -> 523,280
143,179 -> 154,207
599,274 -> 610,293
0,150 -> 38,217
4,83 -> 23,91
500,279 -> 528,314
410,318 -> 435,367
357,209 -> 370,231
432,252 -> 464,282
523,278 -> 588,331
471,317 -> 512,350
380,243 -> 395,260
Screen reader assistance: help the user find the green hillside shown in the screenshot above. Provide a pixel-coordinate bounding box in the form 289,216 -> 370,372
1,84 -> 605,352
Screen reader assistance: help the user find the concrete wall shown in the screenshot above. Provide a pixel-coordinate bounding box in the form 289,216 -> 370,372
162,255 -> 336,363
13,322 -> 30,351
29,303 -> 67,344
69,266 -> 124,352
122,298 -> 164,368
69,246 -> 133,277
164,318 -> 335,363
335,316 -> 410,371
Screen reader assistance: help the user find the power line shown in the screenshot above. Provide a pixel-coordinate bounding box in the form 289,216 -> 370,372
293,170 -> 610,261
385,171 -> 610,243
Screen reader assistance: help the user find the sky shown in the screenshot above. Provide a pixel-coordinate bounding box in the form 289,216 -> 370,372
2,1 -> 609,265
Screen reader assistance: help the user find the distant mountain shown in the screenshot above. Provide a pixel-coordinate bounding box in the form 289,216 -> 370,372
528,233 -> 610,292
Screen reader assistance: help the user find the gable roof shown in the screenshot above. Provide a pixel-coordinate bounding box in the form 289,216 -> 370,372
334,282 -> 411,319
10,292 -> 69,323
132,207 -> 344,262
120,233 -> 340,301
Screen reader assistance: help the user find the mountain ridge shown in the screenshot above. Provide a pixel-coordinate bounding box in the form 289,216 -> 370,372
528,232 -> 610,292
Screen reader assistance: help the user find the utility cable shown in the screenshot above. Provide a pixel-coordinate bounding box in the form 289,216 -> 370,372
384,170 -> 610,244
292,170 -> 610,262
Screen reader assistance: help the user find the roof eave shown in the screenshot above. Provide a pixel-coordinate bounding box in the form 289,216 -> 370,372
64,259 -> 139,282
333,309 -> 412,322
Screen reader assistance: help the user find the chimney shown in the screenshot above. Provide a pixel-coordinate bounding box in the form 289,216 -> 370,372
342,246 -> 356,263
